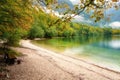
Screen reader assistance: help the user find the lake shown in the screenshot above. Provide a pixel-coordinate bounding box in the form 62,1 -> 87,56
32,36 -> 120,72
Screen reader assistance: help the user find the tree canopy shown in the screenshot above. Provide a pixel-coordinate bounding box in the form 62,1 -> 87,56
0,0 -> 33,45
37,0 -> 120,22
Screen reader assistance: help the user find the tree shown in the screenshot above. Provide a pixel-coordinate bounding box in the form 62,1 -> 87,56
37,0 -> 120,24
29,26 -> 45,39
0,0 -> 33,46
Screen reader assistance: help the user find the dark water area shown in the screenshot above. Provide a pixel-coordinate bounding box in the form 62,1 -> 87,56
32,36 -> 120,72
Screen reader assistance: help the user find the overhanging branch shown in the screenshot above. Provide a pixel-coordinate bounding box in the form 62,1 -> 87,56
36,0 -> 105,27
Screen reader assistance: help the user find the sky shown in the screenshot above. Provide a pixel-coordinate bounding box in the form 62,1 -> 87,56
68,0 -> 120,28
69,0 -> 79,4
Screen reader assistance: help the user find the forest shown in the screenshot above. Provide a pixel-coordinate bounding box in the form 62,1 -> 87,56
0,0 -> 120,47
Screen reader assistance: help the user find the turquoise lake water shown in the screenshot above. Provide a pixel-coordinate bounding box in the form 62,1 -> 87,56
32,36 -> 120,72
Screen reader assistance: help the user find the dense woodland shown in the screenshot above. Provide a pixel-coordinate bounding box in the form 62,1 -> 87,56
29,9 -> 120,39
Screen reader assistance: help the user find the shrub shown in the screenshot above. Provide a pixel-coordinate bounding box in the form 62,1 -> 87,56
29,26 -> 45,39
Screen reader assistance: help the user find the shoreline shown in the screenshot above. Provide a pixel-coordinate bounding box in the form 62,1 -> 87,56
32,39 -> 120,73
65,54 -> 120,74
7,40 -> 120,80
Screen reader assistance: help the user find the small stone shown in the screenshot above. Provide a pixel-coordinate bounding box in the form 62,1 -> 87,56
6,73 -> 10,78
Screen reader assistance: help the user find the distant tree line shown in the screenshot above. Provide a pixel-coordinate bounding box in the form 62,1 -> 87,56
28,9 -> 120,39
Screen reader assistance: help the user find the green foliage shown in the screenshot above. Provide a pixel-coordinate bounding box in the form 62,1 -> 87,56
1,29 -> 23,46
43,0 -> 119,22
103,28 -> 112,35
0,0 -> 33,30
0,0 -> 33,46
28,8 -> 120,39
112,29 -> 120,35
28,9 -> 59,39
45,26 -> 58,38
63,27 -> 75,37
29,26 -> 45,39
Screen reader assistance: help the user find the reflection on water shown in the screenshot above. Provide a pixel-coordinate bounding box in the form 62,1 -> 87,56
32,36 -> 120,72
108,40 -> 120,49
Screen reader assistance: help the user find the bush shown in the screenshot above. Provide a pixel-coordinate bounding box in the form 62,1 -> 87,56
1,29 -> 22,46
45,26 -> 57,38
29,26 -> 45,39
63,28 -> 75,37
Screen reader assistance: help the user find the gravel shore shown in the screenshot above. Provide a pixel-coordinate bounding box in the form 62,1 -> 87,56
6,40 -> 120,80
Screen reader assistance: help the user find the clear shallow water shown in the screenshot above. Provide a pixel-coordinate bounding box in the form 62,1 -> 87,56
32,36 -> 120,72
